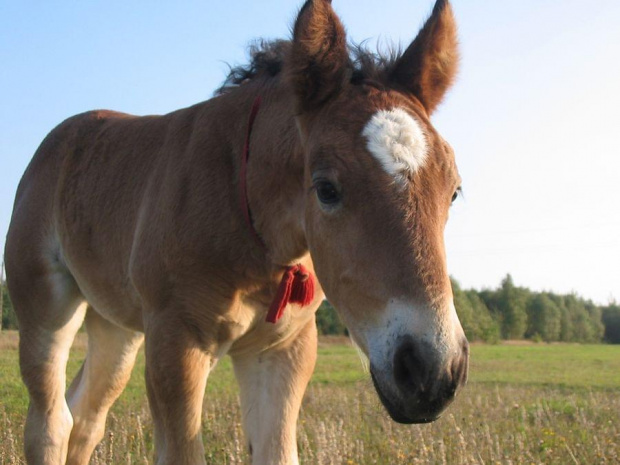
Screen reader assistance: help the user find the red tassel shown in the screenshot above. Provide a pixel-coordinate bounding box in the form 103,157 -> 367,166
289,265 -> 315,306
266,267 -> 295,324
266,264 -> 315,323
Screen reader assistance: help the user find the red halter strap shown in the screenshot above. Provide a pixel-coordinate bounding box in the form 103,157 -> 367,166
240,96 -> 315,323
240,96 -> 266,248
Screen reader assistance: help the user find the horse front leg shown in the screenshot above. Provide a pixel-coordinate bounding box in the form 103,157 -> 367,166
231,319 -> 318,465
144,313 -> 212,465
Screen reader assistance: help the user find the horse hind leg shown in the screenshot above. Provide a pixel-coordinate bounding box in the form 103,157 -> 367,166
11,264 -> 87,465
65,309 -> 143,465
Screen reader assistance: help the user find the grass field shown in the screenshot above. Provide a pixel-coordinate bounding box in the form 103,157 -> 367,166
1,331 -> 619,464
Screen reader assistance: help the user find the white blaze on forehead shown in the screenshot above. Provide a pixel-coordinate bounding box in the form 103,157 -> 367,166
362,108 -> 428,184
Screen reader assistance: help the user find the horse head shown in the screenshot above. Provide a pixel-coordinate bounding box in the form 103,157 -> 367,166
288,0 -> 468,424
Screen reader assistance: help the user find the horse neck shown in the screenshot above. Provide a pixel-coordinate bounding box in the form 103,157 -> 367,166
225,80 -> 308,267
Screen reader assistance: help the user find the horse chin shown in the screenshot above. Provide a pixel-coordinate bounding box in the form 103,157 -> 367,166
370,369 -> 442,425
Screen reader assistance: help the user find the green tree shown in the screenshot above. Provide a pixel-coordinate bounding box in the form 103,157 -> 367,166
452,278 -> 500,343
315,300 -> 346,335
549,295 -> 574,342
452,278 -> 478,340
526,293 -> 561,342
466,291 -> 500,343
478,289 -> 500,315
566,295 -> 589,342
602,304 -> 620,343
446,277 -> 606,344
583,301 -> 605,342
496,275 -> 528,340
562,295 -> 601,343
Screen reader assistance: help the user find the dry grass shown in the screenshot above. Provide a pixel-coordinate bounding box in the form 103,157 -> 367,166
1,331 -> 619,464
0,331 -> 88,351
0,331 -> 19,351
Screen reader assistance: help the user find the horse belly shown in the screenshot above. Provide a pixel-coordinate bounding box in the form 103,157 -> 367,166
68,260 -> 145,331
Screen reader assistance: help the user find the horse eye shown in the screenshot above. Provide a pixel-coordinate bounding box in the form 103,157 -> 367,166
315,180 -> 340,206
451,190 -> 459,204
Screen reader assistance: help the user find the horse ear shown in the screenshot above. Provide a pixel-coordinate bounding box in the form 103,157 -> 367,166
388,0 -> 459,115
287,0 -> 349,114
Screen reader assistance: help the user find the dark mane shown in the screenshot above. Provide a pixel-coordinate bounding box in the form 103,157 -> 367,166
215,39 -> 401,95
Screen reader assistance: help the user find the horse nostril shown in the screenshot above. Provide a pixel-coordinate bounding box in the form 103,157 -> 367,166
451,340 -> 469,389
444,377 -> 458,399
461,338 -> 470,360
393,341 -> 428,395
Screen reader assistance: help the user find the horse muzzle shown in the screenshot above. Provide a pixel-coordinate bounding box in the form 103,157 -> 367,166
370,336 -> 469,424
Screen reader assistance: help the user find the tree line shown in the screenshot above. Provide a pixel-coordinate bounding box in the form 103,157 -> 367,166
2,276 -> 619,343
315,274 -> 620,344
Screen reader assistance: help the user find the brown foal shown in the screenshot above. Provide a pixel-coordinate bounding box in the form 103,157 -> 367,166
5,1 -> 468,464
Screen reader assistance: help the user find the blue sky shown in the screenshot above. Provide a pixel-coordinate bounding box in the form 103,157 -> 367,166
1,0 -> 619,303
